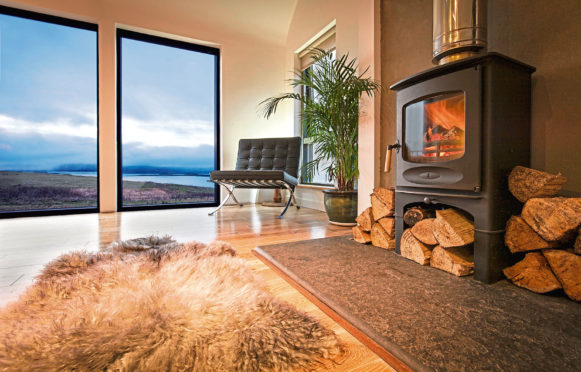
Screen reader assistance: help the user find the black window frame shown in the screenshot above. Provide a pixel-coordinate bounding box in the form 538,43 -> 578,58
116,29 -> 220,212
0,5 -> 99,219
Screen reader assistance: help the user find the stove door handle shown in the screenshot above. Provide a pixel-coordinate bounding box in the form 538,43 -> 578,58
384,141 -> 401,173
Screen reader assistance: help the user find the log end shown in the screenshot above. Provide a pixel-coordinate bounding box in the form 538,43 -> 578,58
542,249 -> 581,301
401,229 -> 432,265
430,245 -> 474,276
353,225 -> 372,244
411,218 -> 438,246
508,166 -> 568,203
371,223 -> 395,250
503,252 -> 562,294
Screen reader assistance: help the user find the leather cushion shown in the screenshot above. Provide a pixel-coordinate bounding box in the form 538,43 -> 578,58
234,137 -> 301,178
210,170 -> 298,186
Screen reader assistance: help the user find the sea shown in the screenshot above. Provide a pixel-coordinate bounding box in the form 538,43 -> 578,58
48,171 -> 212,188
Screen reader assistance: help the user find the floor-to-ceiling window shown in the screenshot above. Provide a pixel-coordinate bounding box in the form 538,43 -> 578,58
117,29 -> 219,210
0,6 -> 98,217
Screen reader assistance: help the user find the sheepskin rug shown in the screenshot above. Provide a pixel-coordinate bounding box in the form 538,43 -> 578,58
0,236 -> 343,371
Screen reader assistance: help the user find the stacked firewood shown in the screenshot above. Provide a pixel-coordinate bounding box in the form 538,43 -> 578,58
400,208 -> 475,276
352,187 -> 476,277
352,188 -> 395,250
503,166 -> 581,302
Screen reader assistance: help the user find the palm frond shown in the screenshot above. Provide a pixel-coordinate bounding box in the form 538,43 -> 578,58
258,48 -> 382,191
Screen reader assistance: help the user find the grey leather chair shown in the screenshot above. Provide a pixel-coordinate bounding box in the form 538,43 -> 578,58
209,137 -> 301,218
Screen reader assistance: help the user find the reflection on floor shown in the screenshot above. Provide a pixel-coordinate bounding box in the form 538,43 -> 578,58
0,205 -> 393,371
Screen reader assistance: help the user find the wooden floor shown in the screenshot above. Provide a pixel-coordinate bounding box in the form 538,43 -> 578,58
0,205 -> 394,371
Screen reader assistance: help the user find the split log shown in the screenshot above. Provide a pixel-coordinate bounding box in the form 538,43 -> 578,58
371,223 -> 395,250
371,194 -> 394,221
355,207 -> 374,232
352,225 -> 372,244
432,209 -> 474,248
521,197 -> 581,241
401,229 -> 432,265
575,230 -> 581,255
503,252 -> 562,294
372,187 -> 394,210
504,216 -> 559,253
430,245 -> 474,276
410,218 -> 438,246
508,166 -> 567,203
403,206 -> 434,227
543,249 -> 581,301
377,217 -> 395,238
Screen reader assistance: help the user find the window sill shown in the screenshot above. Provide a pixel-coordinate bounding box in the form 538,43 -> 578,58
296,184 -> 333,190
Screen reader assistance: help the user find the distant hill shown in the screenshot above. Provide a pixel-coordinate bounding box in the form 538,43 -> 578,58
122,165 -> 213,176
53,164 -> 213,176
53,164 -> 97,172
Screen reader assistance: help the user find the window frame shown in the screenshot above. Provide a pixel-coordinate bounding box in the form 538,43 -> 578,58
115,28 -> 220,212
298,46 -> 336,187
0,5 -> 99,219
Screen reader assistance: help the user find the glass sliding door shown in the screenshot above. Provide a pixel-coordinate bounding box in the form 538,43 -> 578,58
117,30 -> 219,210
0,6 -> 98,216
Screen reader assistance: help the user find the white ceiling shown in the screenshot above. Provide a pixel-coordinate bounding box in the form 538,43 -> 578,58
162,0 -> 298,45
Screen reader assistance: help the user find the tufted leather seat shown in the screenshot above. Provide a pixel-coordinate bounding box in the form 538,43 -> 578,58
210,137 -> 300,187
209,137 -> 301,218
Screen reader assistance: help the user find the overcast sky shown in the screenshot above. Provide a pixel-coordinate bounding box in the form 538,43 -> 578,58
0,12 -> 216,171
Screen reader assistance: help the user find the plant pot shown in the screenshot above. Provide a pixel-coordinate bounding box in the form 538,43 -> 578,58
322,189 -> 358,226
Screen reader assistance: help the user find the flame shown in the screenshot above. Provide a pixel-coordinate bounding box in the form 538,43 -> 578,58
424,94 -> 465,131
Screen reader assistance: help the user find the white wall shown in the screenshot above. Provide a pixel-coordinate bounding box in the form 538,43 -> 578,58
285,0 -> 380,212
2,0 -> 380,213
0,0 -> 292,211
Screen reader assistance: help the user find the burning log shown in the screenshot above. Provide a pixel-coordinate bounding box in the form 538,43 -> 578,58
430,245 -> 474,276
352,225 -> 372,244
371,223 -> 395,250
521,197 -> 581,241
503,252 -> 562,294
504,216 -> 559,253
508,166 -> 567,203
401,229 -> 432,265
377,217 -> 395,238
371,194 -> 394,220
355,207 -> 374,232
403,206 -> 434,227
410,218 -> 438,246
432,209 -> 474,248
543,250 -> 581,302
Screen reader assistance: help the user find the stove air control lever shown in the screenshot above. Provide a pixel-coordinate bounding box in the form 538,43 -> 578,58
423,196 -> 438,205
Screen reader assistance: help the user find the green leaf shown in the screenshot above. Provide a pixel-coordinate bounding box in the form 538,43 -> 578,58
258,48 -> 382,191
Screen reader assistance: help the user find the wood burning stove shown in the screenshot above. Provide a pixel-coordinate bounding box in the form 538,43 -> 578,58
390,53 -> 536,283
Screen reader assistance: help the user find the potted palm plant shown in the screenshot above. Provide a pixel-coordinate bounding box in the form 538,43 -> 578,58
260,49 -> 381,225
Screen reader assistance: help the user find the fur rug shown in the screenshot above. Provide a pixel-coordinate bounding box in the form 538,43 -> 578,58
0,236 -> 343,371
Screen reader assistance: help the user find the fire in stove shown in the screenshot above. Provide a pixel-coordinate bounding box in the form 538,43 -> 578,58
423,93 -> 465,159
404,92 -> 465,163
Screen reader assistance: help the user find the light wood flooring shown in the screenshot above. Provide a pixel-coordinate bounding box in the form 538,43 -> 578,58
0,205 -> 394,371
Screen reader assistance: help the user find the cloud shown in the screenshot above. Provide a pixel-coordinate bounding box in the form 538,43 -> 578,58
122,116 -> 214,148
0,113 -> 214,149
0,114 -> 95,139
0,113 -> 215,170
0,132 -> 96,170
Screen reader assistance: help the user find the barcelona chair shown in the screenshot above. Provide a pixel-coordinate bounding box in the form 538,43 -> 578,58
208,137 -> 301,218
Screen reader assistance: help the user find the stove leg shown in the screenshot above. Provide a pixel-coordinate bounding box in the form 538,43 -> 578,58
473,229 -> 513,283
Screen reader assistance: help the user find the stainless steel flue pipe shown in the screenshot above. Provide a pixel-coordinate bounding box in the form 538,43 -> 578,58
433,0 -> 487,65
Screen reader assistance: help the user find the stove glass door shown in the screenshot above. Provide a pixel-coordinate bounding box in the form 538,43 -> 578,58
403,92 -> 465,163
